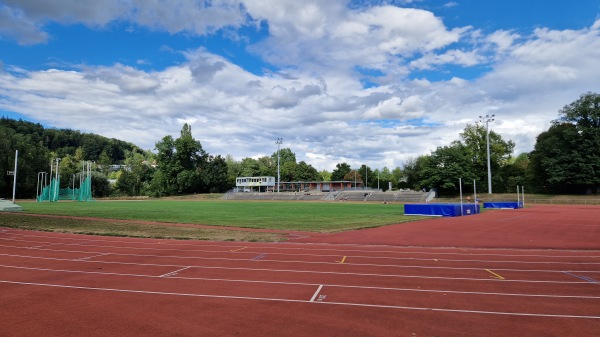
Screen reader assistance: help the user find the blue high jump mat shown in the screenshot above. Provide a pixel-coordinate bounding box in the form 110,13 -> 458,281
483,202 -> 523,209
404,203 -> 480,217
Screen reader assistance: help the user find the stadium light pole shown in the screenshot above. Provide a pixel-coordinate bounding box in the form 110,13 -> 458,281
275,138 -> 283,193
479,114 -> 495,194
12,150 -> 18,204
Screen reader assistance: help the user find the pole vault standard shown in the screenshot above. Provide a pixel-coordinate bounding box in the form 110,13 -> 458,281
473,179 -> 478,214
459,177 -> 463,216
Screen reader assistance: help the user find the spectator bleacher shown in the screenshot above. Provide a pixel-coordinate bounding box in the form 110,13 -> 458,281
223,189 -> 430,202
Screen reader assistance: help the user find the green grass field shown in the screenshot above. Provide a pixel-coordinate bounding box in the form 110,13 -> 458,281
17,200 -> 421,232
0,213 -> 287,242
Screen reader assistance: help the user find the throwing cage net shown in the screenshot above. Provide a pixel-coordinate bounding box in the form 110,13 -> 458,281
37,161 -> 94,202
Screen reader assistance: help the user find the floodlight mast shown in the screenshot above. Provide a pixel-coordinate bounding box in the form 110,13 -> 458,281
12,150 -> 18,204
479,114 -> 495,194
276,138 -> 283,193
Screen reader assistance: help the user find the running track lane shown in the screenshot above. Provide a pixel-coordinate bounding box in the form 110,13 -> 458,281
1,228 -> 600,336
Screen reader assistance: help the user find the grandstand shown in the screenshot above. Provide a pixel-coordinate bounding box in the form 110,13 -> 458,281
223,189 -> 433,202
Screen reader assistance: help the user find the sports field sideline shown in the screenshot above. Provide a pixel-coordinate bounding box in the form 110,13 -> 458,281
1,203 -> 599,336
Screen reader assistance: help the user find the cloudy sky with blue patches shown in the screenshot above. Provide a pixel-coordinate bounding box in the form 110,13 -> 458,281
1,0 -> 599,170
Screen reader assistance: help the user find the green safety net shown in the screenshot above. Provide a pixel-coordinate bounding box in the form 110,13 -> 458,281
37,177 -> 93,202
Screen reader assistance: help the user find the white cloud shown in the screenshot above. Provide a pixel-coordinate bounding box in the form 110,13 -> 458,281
410,49 -> 485,70
1,3 -> 600,172
0,5 -> 48,44
0,0 -> 249,43
486,30 -> 519,52
247,3 -> 470,77
364,95 -> 425,120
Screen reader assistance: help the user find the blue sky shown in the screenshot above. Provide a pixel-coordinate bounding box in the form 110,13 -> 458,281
1,0 -> 599,170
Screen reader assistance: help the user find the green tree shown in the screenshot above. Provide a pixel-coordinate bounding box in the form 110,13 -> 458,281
272,148 -> 296,166
225,154 -> 242,187
420,143 -> 477,196
500,153 -> 530,192
530,92 -> 600,194
91,172 -> 112,197
0,126 -> 50,198
281,161 -> 298,181
331,162 -> 351,181
115,151 -> 155,196
373,167 -> 393,191
240,158 -> 260,177
401,156 -> 426,190
153,135 -> 177,196
319,170 -> 331,181
202,155 -> 230,193
57,155 -> 81,188
460,123 -> 515,193
257,156 -> 275,176
359,164 -> 374,188
152,124 -> 207,196
115,170 -> 136,196
295,161 -> 320,181
344,170 -> 362,187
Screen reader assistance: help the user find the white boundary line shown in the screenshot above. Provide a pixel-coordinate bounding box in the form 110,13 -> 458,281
1,264 -> 598,299
0,253 -> 596,285
3,230 -> 600,256
2,237 -> 598,265
77,253 -> 109,260
2,244 -> 598,273
159,266 -> 191,278
1,279 -> 598,319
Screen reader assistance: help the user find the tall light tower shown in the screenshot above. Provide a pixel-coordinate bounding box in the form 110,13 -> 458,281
479,114 -> 495,194
275,138 -> 283,193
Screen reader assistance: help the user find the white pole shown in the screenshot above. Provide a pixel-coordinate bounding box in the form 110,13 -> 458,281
479,115 -> 495,194
55,158 -> 60,201
486,123 -> 492,194
12,150 -> 18,204
473,179 -> 478,214
49,161 -> 53,200
36,172 -> 41,201
521,186 -> 525,208
459,178 -> 463,216
276,138 -> 282,193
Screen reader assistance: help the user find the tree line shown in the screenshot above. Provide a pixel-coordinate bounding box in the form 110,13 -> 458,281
1,92 -> 598,199
0,117 -> 142,199
402,92 -> 599,195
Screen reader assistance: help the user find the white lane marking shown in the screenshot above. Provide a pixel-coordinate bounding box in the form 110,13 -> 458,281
77,253 -> 109,261
309,285 -> 324,302
159,266 -> 191,278
0,253 -> 596,285
1,264 -> 599,299
1,280 -> 599,319
3,232 -> 599,257
2,237 -> 598,265
1,244 -> 598,273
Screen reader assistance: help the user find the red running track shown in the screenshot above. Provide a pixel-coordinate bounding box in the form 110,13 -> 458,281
297,204 -> 600,249
2,206 -> 600,337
